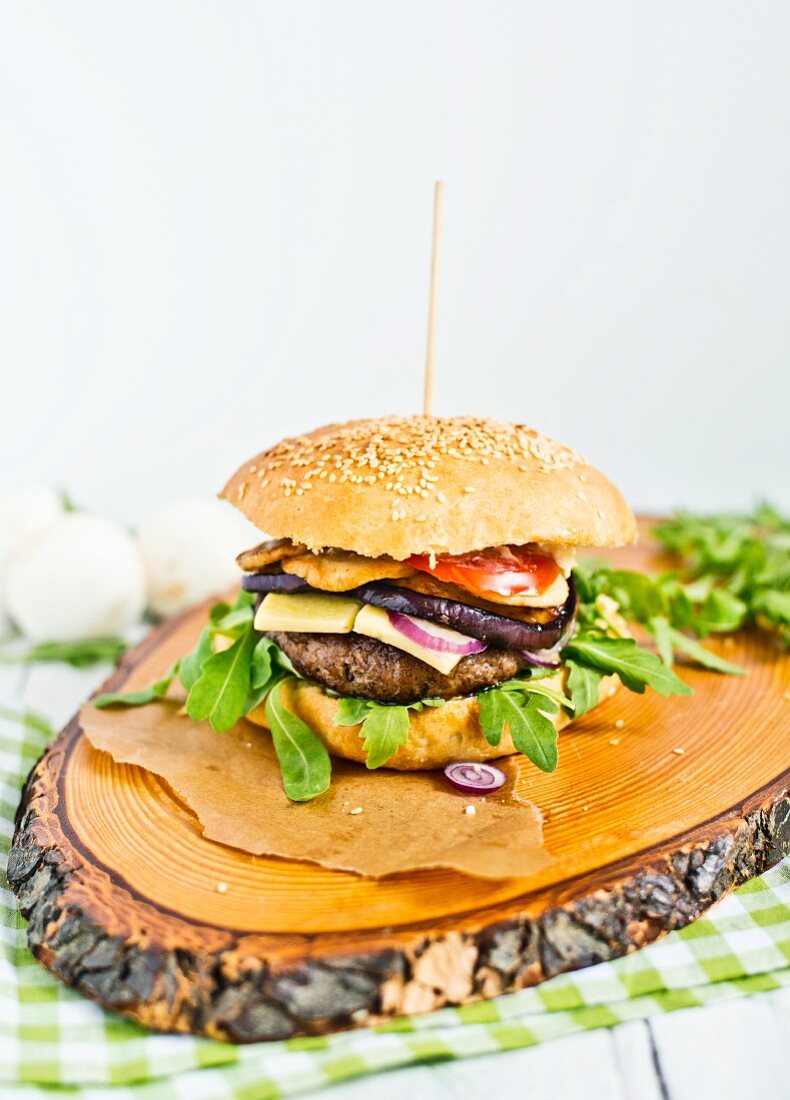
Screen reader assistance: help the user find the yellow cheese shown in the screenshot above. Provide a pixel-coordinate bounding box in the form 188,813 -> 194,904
353,603 -> 468,675
253,592 -> 362,634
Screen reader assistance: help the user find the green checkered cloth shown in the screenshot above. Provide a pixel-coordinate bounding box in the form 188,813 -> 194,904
2,708 -> 790,1099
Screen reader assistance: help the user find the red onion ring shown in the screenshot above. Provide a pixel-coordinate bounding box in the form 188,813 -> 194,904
388,611 -> 487,657
444,761 -> 506,794
518,650 -> 561,670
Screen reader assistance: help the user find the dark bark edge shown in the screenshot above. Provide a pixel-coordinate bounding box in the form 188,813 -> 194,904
9,741 -> 790,1042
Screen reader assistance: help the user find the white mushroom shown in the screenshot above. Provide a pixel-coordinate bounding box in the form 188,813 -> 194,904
0,487 -> 64,616
137,497 -> 254,619
3,514 -> 148,641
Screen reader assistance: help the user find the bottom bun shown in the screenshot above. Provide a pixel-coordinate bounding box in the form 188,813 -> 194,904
246,671 -> 619,771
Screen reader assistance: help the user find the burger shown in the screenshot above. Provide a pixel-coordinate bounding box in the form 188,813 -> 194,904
218,416 -> 637,772
97,414 -> 690,798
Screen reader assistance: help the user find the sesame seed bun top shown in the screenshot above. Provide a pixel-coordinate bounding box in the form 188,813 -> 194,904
220,416 -> 637,559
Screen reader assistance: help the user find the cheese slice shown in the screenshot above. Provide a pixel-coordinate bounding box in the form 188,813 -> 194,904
254,592 -> 362,634
353,604 -> 468,675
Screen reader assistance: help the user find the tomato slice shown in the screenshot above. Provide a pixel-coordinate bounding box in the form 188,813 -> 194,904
407,545 -> 560,600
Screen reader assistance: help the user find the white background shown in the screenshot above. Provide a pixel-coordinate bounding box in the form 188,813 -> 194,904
1,2 -> 788,524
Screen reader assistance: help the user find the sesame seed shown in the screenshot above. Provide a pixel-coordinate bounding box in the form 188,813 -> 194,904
597,508 -> 606,520
577,490 -> 587,500
672,747 -> 685,756
215,881 -> 229,894
615,719 -> 624,729
464,486 -> 476,493
350,806 -> 364,815
251,417 -> 587,502
416,514 -> 426,522
609,737 -> 620,746
464,804 -> 476,816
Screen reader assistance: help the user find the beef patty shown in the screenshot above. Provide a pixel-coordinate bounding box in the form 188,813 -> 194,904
268,631 -> 528,704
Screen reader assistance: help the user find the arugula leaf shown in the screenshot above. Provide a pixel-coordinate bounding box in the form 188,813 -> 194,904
695,589 -> 748,634
564,635 -> 693,697
94,662 -> 180,709
333,698 -> 412,767
208,600 -> 233,624
752,588 -> 790,627
334,697 -> 375,726
648,615 -> 675,668
602,570 -> 666,621
179,628 -> 214,690
186,627 -> 256,732
91,590 -> 294,728
653,507 -> 790,646
0,637 -> 128,668
649,619 -> 747,675
265,680 -> 331,800
355,706 -> 411,769
565,659 -> 604,717
497,678 -> 574,712
245,636 -> 289,711
209,590 -> 255,638
478,687 -> 559,771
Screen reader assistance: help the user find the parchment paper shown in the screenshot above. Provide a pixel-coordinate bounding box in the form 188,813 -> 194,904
81,695 -> 552,881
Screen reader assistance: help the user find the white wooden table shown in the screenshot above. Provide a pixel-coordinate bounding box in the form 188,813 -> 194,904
7,653 -> 789,1100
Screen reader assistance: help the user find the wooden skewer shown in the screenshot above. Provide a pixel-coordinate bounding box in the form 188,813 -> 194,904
422,181 -> 444,417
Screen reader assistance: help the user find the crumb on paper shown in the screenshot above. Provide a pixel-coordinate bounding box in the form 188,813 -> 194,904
350,806 -> 364,815
609,737 -> 620,746
215,881 -> 229,894
672,747 -> 685,756
464,805 -> 476,816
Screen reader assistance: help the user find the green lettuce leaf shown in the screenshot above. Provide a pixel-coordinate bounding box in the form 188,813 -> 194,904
564,635 -> 693,697
265,680 -> 331,800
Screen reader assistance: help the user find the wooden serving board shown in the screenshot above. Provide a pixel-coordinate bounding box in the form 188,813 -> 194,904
9,535 -> 790,1042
